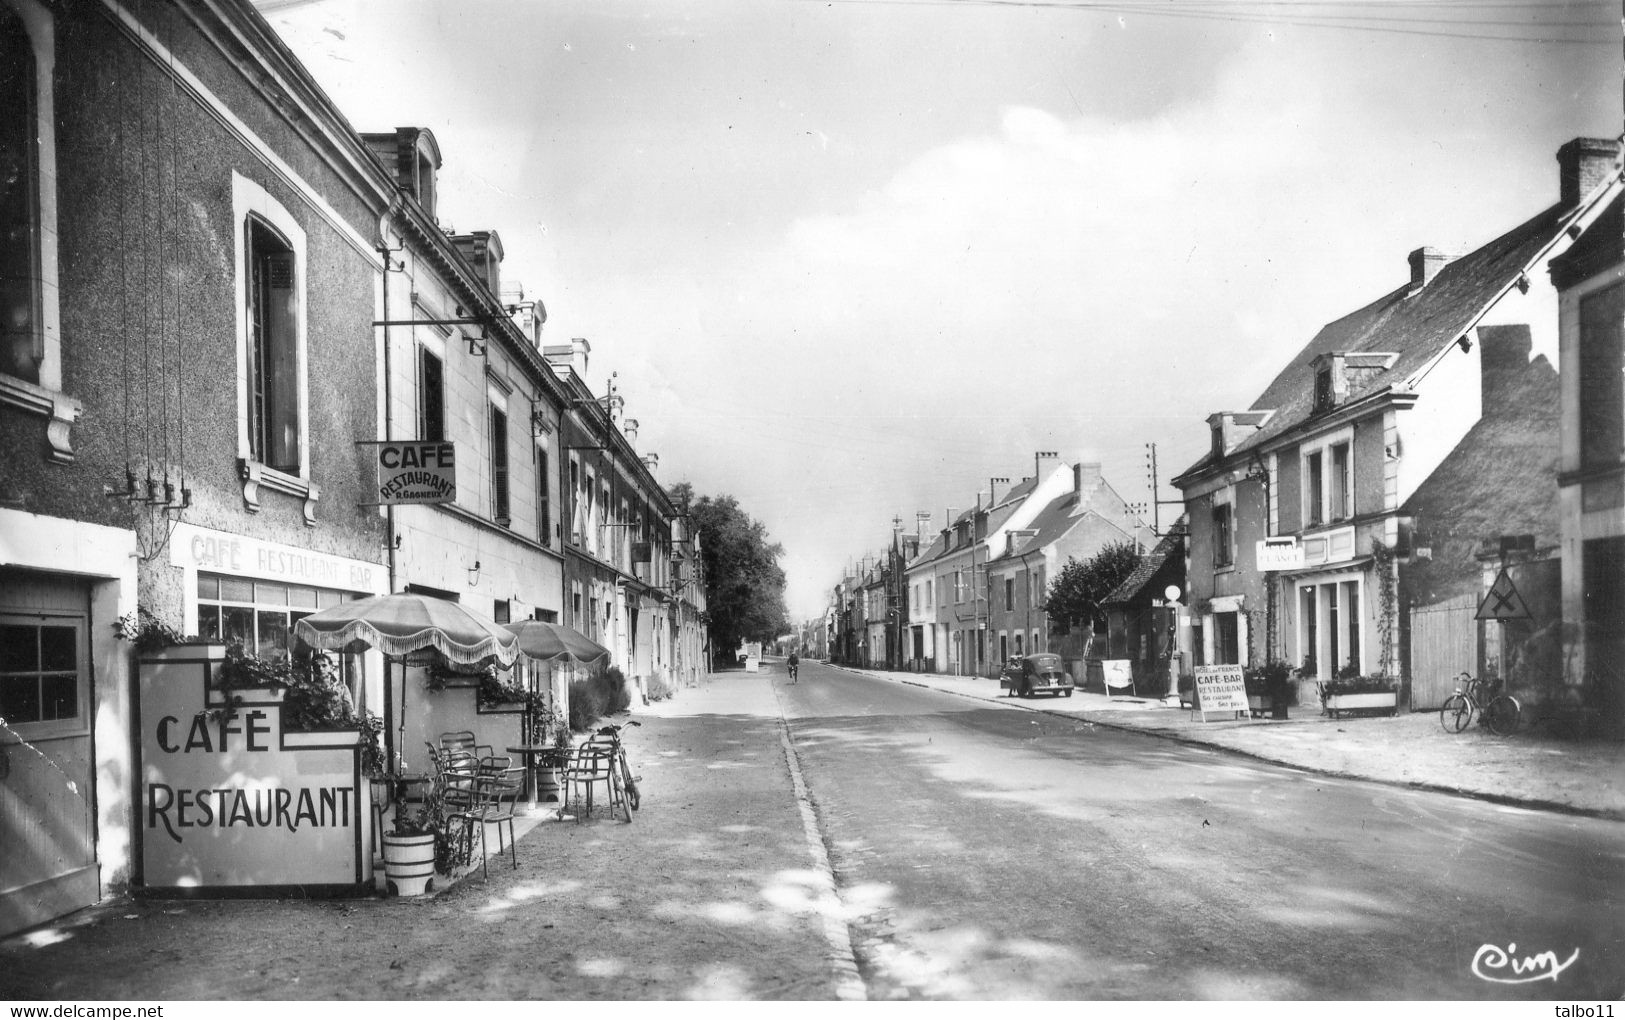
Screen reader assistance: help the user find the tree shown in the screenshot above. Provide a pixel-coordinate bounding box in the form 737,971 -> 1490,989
669,482 -> 789,663
1042,541 -> 1142,639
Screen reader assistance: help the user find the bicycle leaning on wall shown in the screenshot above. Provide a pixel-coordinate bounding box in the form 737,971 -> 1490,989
1439,672 -> 1522,736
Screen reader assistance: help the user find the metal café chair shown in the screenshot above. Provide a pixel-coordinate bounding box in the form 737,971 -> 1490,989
562,742 -> 624,823
437,744 -> 484,872
476,756 -> 524,870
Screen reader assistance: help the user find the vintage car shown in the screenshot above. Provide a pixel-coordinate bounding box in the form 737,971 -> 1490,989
999,652 -> 1074,698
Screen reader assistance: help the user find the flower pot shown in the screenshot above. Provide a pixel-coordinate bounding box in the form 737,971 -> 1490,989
536,765 -> 563,803
381,832 -> 437,896
1324,691 -> 1398,718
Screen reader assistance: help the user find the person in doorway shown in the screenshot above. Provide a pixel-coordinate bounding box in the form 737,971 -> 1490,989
786,650 -> 800,683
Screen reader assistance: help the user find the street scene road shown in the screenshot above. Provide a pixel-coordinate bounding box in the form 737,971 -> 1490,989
10,665 -> 1614,1001
778,659 -> 1623,999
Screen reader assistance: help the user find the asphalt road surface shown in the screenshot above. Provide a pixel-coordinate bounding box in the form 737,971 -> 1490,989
778,659 -> 1624,1000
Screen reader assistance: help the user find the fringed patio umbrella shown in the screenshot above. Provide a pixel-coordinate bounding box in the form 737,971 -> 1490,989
502,619 -> 611,666
293,592 -> 520,766
502,620 -> 611,742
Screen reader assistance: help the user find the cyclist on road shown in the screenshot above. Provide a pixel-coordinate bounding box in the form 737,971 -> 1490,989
786,651 -> 800,683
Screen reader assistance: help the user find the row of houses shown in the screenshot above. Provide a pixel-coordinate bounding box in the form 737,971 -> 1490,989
822,137 -> 1624,735
0,0 -> 706,934
825,459 -> 1156,681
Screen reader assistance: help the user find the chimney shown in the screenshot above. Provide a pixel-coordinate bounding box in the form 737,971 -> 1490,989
1034,451 -> 1061,479
450,229 -> 504,297
1557,137 -> 1619,208
1073,462 -> 1103,496
642,452 -> 659,473
915,511 -> 931,542
502,281 -> 546,348
542,337 -> 591,380
623,418 -> 639,446
1408,246 -> 1449,293
1477,324 -> 1533,407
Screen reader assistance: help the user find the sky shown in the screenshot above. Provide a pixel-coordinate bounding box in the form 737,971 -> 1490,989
259,0 -> 1620,622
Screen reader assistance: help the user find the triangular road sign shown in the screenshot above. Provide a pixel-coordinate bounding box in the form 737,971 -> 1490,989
1476,568 -> 1532,621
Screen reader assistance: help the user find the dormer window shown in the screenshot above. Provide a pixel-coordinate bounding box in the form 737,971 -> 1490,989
1314,368 -> 1333,413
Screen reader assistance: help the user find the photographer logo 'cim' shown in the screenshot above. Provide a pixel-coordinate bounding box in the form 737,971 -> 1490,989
1471,942 -> 1579,985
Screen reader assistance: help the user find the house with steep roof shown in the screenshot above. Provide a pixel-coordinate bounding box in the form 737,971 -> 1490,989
983,463 -> 1151,672
1101,517 -> 1188,697
1173,136 -> 1621,711
904,456 -> 1076,676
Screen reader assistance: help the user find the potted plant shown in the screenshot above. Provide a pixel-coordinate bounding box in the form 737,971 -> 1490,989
380,783 -> 441,896
1320,673 -> 1400,718
380,745 -> 479,895
1246,661 -> 1294,719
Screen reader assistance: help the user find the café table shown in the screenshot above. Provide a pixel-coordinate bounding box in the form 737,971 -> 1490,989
506,745 -> 569,811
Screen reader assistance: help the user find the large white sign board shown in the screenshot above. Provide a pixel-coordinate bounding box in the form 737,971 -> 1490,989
1193,664 -> 1249,721
138,645 -> 367,892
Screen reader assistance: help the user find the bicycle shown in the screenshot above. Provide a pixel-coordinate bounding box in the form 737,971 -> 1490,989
787,661 -> 799,683
592,720 -> 641,815
1439,672 -> 1522,736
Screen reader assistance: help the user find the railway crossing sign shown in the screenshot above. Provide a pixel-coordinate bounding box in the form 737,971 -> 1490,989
1476,568 -> 1532,621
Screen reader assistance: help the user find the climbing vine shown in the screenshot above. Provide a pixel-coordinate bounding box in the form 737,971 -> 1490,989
1371,538 -> 1398,678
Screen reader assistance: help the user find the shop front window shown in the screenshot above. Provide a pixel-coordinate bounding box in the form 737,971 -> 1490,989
196,575 -> 360,692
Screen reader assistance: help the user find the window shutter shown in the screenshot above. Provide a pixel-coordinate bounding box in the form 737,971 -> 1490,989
490,406 -> 509,523
537,449 -> 551,546
419,348 -> 444,442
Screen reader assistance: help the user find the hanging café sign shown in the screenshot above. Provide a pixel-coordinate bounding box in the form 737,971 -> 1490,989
367,440 -> 457,505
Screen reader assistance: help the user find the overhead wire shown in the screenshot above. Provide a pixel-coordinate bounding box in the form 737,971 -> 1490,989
817,0 -> 1617,42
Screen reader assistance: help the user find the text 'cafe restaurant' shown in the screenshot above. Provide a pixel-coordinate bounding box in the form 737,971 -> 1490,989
136,521 -> 388,893
133,441 -> 466,895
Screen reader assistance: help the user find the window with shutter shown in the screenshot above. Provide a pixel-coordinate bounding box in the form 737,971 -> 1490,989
490,404 -> 509,524
419,347 -> 444,442
537,448 -> 551,546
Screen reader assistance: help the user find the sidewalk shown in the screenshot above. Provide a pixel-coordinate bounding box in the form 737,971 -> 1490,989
834,664 -> 1625,820
1,673 -> 837,1000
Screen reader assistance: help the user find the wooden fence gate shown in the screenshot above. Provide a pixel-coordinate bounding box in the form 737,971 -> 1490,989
1409,592 -> 1478,709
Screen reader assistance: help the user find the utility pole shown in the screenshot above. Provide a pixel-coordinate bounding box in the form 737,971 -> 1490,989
1143,442 -> 1186,537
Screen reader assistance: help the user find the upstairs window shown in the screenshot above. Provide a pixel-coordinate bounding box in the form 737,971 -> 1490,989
1329,442 -> 1351,521
0,7 -> 39,384
1212,501 -> 1234,568
1305,450 -> 1325,526
1580,282 -> 1624,471
489,403 -> 509,524
1313,368 -> 1333,413
246,218 -> 300,474
418,347 -> 444,442
537,448 -> 551,546
1004,577 -> 1014,612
